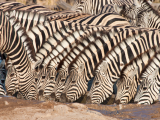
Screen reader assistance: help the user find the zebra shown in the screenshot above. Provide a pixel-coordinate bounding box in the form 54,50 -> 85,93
115,45 -> 160,104
57,26 -> 152,103
134,50 -> 160,105
114,0 -> 153,20
5,57 -> 19,96
64,0 -> 134,15
86,28 -> 160,104
135,3 -> 160,29
38,60 -> 57,101
0,14 -> 43,100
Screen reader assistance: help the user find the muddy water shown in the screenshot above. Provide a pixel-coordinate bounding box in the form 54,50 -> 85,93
86,102 -> 160,120
1,96 -> 160,120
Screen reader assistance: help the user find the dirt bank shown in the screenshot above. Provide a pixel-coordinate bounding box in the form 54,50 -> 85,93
0,96 -> 117,120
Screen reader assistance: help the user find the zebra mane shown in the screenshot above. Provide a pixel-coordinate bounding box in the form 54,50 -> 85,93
93,28 -> 144,74
139,45 -> 160,79
68,40 -> 97,72
119,45 -> 158,80
56,34 -> 90,71
57,29 -> 106,71
39,29 -> 86,69
67,30 -> 107,72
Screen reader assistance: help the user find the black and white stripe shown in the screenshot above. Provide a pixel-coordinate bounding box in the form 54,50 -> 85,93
115,46 -> 160,104
134,49 -> 160,105
58,26 -> 148,103
86,28 -> 160,104
0,14 -> 42,100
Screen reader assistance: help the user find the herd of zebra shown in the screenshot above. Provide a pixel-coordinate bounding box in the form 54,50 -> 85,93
0,0 -> 160,105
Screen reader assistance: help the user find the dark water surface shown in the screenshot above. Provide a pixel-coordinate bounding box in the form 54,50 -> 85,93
86,102 -> 160,120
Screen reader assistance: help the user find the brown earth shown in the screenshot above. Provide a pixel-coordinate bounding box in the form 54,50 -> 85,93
0,96 -> 117,120
1,96 -> 160,120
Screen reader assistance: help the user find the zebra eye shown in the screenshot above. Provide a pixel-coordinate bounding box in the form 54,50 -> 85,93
42,76 -> 45,79
143,87 -> 147,91
35,78 -> 38,82
35,66 -> 39,72
61,79 -> 65,82
71,80 -> 76,84
95,82 -> 99,86
10,73 -> 15,77
101,72 -> 105,76
50,77 -> 54,80
125,87 -> 129,90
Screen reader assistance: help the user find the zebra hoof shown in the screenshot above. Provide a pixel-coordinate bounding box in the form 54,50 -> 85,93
86,96 -> 92,104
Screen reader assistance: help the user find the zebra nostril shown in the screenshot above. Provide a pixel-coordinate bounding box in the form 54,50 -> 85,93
137,25 -> 141,27
35,78 -> 38,82
39,90 -> 44,96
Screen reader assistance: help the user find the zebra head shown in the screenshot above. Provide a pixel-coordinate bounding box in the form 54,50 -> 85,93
134,68 -> 159,105
0,59 -> 6,95
45,67 -> 57,100
114,0 -> 143,20
136,11 -> 152,28
54,67 -> 68,101
115,62 -> 139,104
86,61 -> 113,104
59,62 -> 88,103
5,58 -> 20,96
37,66 -> 48,101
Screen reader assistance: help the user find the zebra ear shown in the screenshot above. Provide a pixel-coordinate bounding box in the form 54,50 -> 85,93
113,4 -> 123,14
0,59 -> 5,69
148,69 -> 159,81
10,10 -> 16,18
147,0 -> 152,5
31,59 -> 43,70
134,0 -> 141,8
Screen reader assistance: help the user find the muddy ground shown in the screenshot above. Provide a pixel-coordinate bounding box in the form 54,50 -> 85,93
0,96 -> 160,120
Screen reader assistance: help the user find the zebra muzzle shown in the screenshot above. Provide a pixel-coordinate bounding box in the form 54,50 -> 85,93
59,93 -> 68,103
115,99 -> 120,104
86,96 -> 92,104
